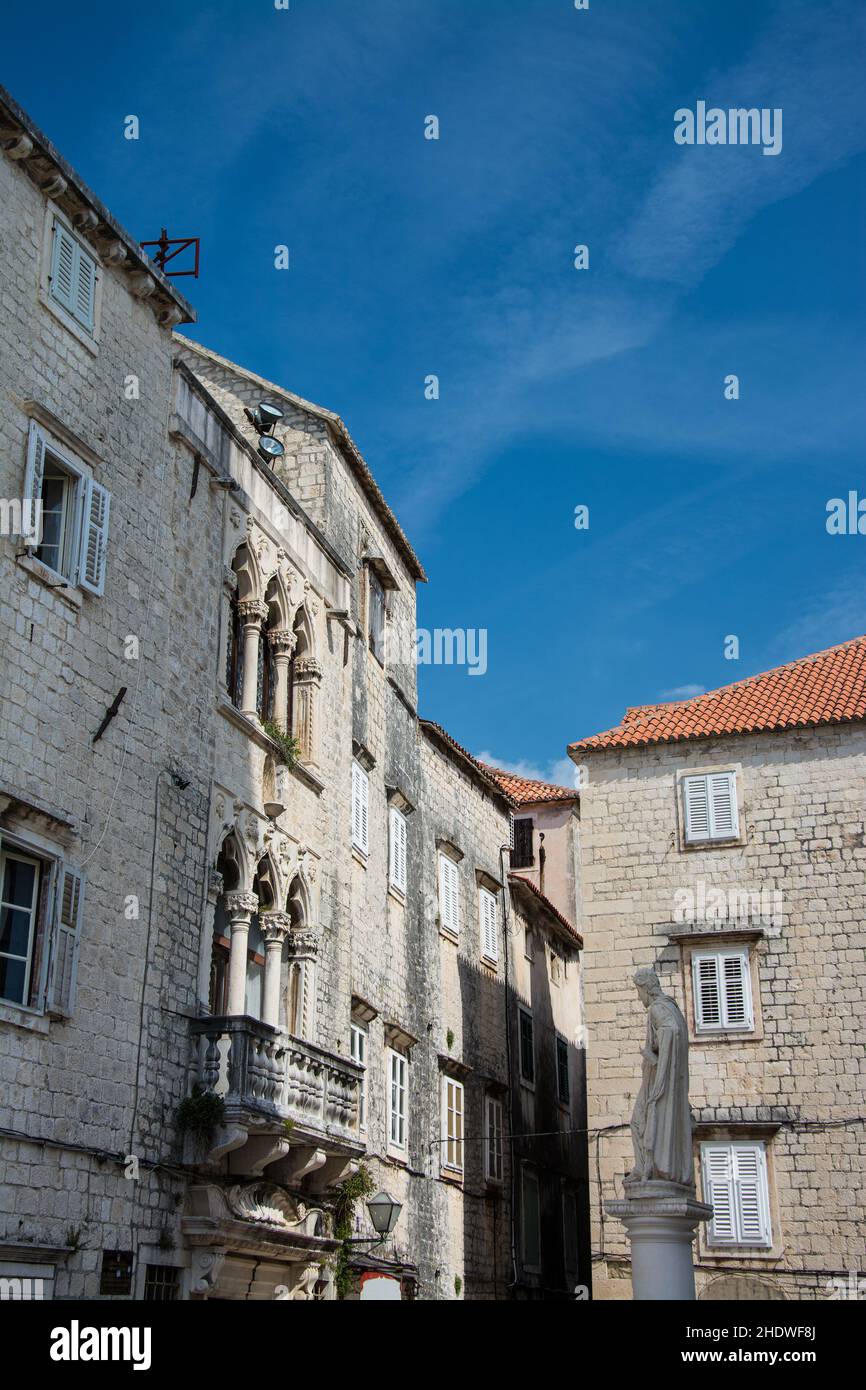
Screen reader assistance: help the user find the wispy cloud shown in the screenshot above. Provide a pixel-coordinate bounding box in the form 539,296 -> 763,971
662,684 -> 706,699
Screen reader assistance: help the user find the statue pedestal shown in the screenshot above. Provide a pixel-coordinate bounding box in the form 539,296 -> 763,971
605,1181 -> 713,1301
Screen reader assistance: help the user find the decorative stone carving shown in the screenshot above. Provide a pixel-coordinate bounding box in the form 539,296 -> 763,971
260,911 -> 292,945
238,598 -> 268,626
226,1182 -> 299,1227
627,966 -> 694,1189
190,1247 -> 228,1298
294,1262 -> 321,1300
224,890 -> 259,919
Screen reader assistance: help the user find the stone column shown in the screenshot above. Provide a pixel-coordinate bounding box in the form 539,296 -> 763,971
293,657 -> 323,764
268,630 -> 296,733
238,599 -> 268,718
285,929 -> 320,1041
225,890 -> 259,1015
197,868 -> 223,1009
605,1181 -> 713,1300
260,911 -> 292,1027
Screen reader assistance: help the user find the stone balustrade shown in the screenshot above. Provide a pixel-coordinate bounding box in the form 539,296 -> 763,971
190,1016 -> 362,1146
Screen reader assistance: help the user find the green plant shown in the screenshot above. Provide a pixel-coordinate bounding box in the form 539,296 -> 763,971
454,1275 -> 463,1298
282,1117 -> 295,1137
262,719 -> 300,767
332,1164 -> 376,1300
446,1028 -> 454,1051
65,1226 -> 85,1253
175,1085 -> 226,1143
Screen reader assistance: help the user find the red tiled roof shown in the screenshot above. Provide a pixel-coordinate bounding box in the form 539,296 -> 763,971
508,873 -> 583,947
569,635 -> 866,753
480,765 -> 578,806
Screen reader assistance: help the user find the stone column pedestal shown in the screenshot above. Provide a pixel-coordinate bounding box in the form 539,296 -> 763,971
605,1180 -> 713,1301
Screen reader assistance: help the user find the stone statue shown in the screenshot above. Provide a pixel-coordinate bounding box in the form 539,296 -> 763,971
627,966 -> 694,1189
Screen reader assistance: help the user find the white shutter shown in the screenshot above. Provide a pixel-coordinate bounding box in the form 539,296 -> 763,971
721,950 -> 752,1028
684,772 -> 739,842
702,1144 -> 736,1244
480,887 -> 498,963
693,953 -> 721,1029
77,480 -> 110,594
439,854 -> 459,936
389,807 -> 407,893
50,222 -> 77,314
46,866 -> 84,1017
733,1144 -> 771,1246
352,763 -> 368,854
23,421 -> 47,550
683,776 -> 711,842
709,772 -> 738,839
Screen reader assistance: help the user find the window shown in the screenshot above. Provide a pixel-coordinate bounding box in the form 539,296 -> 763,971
692,947 -> 754,1032
0,837 -> 83,1016
389,807 -> 407,894
24,421 -> 110,593
511,817 -> 534,869
521,1167 -> 541,1271
351,762 -> 369,855
484,1095 -> 504,1183
438,852 -> 460,938
368,570 -> 386,664
701,1142 -> 772,1248
49,217 -> 97,332
351,1022 -> 368,1130
225,591 -> 244,707
441,1076 -> 464,1173
387,1048 -> 407,1149
556,1037 -> 570,1103
562,1188 -> 580,1284
143,1265 -> 180,1301
100,1251 -> 133,1296
518,1007 -> 535,1085
479,886 -> 498,964
683,772 -> 739,844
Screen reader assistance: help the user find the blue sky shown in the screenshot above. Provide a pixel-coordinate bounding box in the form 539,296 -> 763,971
5,0 -> 865,784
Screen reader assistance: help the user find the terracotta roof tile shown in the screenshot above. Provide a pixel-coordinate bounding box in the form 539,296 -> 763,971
569,635 -> 866,753
480,765 -> 578,806
508,873 -> 583,947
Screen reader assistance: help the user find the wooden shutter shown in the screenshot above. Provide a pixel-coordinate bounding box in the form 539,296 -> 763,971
23,421 -> 47,550
389,808 -> 406,892
352,763 -> 368,854
439,854 -> 459,936
50,221 -> 77,314
46,866 -> 84,1017
721,951 -> 752,1027
684,772 -> 738,842
702,1144 -> 736,1244
709,772 -> 738,839
733,1144 -> 771,1245
693,953 -> 721,1028
693,949 -> 752,1030
703,1143 -> 771,1246
480,887 -> 498,962
78,480 -> 110,594
75,245 -> 96,329
683,776 -> 711,842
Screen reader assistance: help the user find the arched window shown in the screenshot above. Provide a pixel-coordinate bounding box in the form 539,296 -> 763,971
290,607 -> 321,764
226,589 -> 244,708
209,837 -> 241,1014
281,874 -> 307,1034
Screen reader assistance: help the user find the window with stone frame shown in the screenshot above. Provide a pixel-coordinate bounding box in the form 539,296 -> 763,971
48,215 -> 97,333
510,817 -> 534,869
682,771 -> 739,845
518,1006 -> 535,1086
692,945 -> 754,1033
0,833 -> 83,1017
367,569 -> 387,664
701,1141 -> 772,1249
555,1036 -> 570,1104
351,1021 -> 368,1130
484,1094 -> 504,1183
521,1166 -> 541,1272
441,1074 -> 464,1174
24,421 -> 110,593
387,1047 -> 408,1149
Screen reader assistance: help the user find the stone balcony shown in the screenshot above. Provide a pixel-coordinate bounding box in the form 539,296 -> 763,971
189,1016 -> 365,1186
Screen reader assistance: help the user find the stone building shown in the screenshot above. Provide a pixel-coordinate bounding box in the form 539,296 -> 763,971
0,87 -> 589,1301
568,639 -> 866,1300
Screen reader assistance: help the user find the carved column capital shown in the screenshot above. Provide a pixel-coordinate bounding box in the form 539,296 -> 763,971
268,628 -> 297,656
294,656 -> 323,684
208,869 -> 224,902
260,911 -> 292,945
285,929 -> 321,960
224,890 -> 259,920
238,599 -> 268,626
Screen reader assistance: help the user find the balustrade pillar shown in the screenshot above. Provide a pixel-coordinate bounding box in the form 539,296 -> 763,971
239,599 -> 268,718
260,911 -> 292,1027
225,891 -> 259,1015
